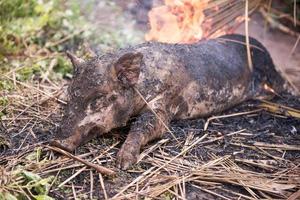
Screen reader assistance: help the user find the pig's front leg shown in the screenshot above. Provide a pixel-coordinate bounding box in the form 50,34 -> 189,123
116,109 -> 170,169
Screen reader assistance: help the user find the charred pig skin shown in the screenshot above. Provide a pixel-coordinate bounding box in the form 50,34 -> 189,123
51,34 -> 287,169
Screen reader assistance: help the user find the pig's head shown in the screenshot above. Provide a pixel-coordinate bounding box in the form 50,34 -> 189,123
57,51 -> 143,148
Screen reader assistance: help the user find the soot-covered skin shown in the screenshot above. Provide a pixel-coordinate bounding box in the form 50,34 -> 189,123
51,34 -> 287,169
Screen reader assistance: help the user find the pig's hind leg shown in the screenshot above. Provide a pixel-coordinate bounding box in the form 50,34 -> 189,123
116,109 -> 170,170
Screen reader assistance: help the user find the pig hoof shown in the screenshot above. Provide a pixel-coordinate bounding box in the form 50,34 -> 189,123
116,148 -> 139,170
49,139 -> 76,152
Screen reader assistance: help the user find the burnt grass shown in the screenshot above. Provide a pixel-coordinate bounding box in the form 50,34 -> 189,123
1,92 -> 300,199
173,94 -> 300,160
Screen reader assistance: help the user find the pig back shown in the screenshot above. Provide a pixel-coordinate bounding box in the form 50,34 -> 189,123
130,35 -> 276,118
174,38 -> 252,91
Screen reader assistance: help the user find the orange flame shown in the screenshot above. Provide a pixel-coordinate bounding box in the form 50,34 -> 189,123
145,0 -> 209,44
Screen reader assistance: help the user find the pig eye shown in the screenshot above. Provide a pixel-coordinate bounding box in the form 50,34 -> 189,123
108,95 -> 117,101
89,95 -> 105,109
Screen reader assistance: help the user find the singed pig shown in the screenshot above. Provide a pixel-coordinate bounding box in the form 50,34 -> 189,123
51,34 -> 287,169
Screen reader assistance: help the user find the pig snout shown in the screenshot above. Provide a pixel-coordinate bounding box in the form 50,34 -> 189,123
51,119 -> 104,152
51,104 -> 104,152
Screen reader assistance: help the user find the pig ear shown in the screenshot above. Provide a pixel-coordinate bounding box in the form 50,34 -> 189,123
114,52 -> 143,87
66,51 -> 84,74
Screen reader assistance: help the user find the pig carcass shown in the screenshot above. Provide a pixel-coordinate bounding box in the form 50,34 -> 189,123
51,34 -> 287,169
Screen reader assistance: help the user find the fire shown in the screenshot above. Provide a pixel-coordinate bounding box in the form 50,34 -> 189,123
263,83 -> 275,94
145,0 -> 209,44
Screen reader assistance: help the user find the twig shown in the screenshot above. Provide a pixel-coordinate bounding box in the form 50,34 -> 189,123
294,0 -> 297,27
134,87 -> 180,144
59,166 -> 87,188
99,173 -> 108,200
137,138 -> 169,163
259,101 -> 300,118
90,170 -> 94,200
204,109 -> 262,131
199,129 -> 246,145
254,142 -> 300,151
260,7 -> 299,37
262,4 -> 300,26
287,189 -> 300,200
46,145 -> 115,176
289,35 -> 300,56
71,183 -> 77,200
245,0 -> 253,72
